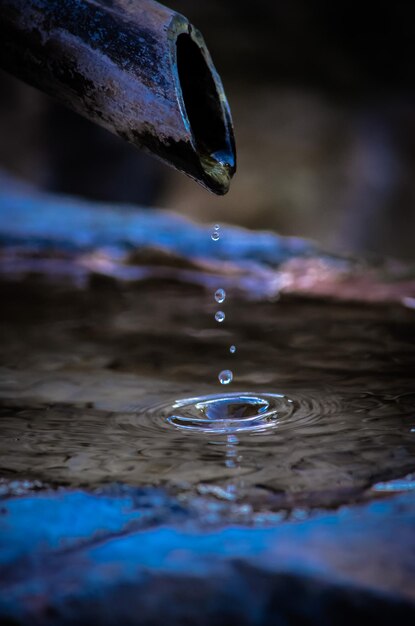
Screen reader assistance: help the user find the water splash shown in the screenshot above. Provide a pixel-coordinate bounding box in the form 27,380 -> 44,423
166,392 -> 291,434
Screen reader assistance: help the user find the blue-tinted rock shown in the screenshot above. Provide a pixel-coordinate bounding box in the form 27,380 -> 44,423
0,487 -> 414,624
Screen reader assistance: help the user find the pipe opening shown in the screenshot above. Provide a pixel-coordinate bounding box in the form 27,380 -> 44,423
176,33 -> 234,190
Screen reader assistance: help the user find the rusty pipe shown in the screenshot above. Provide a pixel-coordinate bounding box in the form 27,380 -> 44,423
0,0 -> 236,194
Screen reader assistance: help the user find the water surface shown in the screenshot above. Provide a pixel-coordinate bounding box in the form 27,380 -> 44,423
1,275 -> 415,513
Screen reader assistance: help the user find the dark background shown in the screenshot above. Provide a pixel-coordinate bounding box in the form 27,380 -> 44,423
1,0 -> 415,259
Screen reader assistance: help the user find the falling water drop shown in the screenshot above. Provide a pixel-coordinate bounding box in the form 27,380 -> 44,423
211,224 -> 220,242
219,370 -> 233,385
230,345 -> 236,354
215,311 -> 225,323
215,288 -> 226,304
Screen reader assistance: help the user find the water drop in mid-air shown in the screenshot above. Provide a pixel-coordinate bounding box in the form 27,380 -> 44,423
211,231 -> 220,241
215,311 -> 225,323
230,345 -> 236,354
219,370 -> 233,385
215,288 -> 226,304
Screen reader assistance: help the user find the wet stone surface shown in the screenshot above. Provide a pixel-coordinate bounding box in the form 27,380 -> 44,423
1,485 -> 415,625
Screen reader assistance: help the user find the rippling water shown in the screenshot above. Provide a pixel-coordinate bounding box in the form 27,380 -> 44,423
1,279 -> 415,510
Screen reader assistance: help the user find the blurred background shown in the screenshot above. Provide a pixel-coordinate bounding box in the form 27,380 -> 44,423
1,0 -> 415,260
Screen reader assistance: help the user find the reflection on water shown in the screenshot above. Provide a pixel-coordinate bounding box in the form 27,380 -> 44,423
0,278 -> 415,512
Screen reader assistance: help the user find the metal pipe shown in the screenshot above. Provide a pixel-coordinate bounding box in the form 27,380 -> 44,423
0,0 -> 236,194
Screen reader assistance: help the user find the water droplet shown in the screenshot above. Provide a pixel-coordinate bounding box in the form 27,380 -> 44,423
211,231 -> 220,241
219,370 -> 233,385
214,224 -> 220,231
215,311 -> 225,323
230,345 -> 236,354
215,288 -> 226,304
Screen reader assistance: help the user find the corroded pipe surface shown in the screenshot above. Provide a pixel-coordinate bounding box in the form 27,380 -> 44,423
0,0 -> 236,194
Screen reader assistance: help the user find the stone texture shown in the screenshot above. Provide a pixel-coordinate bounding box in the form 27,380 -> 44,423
1,180 -> 414,304
0,487 -> 414,624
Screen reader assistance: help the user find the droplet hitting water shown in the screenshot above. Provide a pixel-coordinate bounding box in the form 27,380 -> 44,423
166,392 -> 291,434
219,369 -> 233,385
215,288 -> 226,304
166,217 -> 281,441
